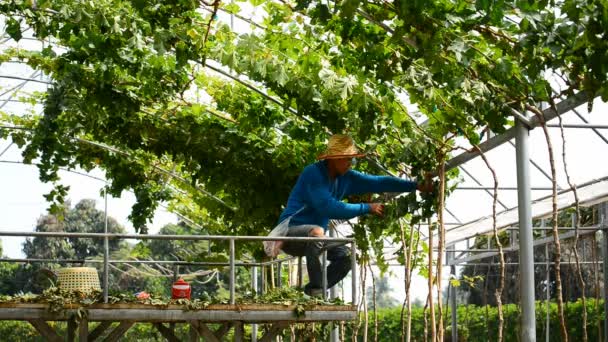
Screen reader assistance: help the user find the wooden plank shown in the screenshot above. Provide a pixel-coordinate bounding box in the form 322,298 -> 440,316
0,302 -> 354,311
193,321 -> 220,342
259,322 -> 289,342
67,317 -> 77,342
154,323 -> 180,342
0,303 -> 47,309
88,321 -> 112,341
103,321 -> 134,342
28,319 -> 62,342
79,318 -> 89,342
0,307 -> 357,323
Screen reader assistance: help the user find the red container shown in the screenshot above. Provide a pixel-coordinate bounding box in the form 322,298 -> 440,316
171,278 -> 191,299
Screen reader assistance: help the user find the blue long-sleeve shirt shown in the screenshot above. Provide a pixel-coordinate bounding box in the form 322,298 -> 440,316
278,160 -> 417,230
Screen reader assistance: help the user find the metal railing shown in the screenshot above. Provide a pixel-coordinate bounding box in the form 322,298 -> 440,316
0,231 -> 357,305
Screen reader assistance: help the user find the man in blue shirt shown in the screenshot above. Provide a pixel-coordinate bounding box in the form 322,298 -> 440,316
278,134 -> 431,296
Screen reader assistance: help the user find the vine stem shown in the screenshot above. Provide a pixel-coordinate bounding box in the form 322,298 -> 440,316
351,260 -> 367,342
527,104 -> 569,342
483,265 -> 490,341
592,235 -> 601,339
201,0 -> 221,55
399,221 -> 420,342
427,218 -> 436,342
368,264 -> 378,342
468,143 -> 505,342
556,109 -> 588,341
435,153 -> 446,342
423,296 -> 429,342
362,261 -> 368,342
399,220 -> 408,342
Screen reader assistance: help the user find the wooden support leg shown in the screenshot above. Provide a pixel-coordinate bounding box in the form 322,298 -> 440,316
154,323 -> 181,342
189,321 -> 199,342
88,321 -> 112,341
68,317 -> 77,342
28,319 -> 62,342
214,322 -> 232,340
192,321 -> 220,342
79,318 -> 89,342
104,321 -> 134,342
234,322 -> 244,342
259,323 -> 289,342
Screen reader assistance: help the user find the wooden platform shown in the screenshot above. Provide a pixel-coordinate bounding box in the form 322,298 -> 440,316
0,303 -> 357,341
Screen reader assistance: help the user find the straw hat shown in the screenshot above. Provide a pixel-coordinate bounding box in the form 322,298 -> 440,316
317,134 -> 366,160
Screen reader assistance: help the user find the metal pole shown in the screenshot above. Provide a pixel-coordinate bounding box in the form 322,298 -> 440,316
603,230 -> 608,342
252,266 -> 258,295
543,221 -> 550,342
261,265 -> 265,294
277,261 -> 282,288
515,118 -> 536,341
252,266 -> 258,342
322,250 -> 328,300
329,229 -> 339,342
170,264 -> 178,333
229,239 -> 235,305
449,247 -> 458,342
351,242 -> 357,305
601,203 -> 608,342
103,190 -> 109,303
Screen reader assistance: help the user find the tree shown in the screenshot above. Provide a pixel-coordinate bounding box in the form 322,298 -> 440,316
23,199 -> 126,260
0,241 -> 18,295
367,275 -> 399,310
9,199 -> 127,294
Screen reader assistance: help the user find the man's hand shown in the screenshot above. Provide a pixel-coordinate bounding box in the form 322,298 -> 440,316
369,203 -> 385,217
417,173 -> 434,193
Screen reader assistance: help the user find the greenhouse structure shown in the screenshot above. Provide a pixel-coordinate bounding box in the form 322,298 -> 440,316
0,1 -> 607,341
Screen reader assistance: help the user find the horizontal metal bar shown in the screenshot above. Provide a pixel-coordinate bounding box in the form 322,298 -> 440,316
259,255 -> 298,266
0,258 -> 263,267
442,175 -> 608,245
0,75 -> 51,84
435,249 -> 502,252
449,228 -> 598,266
455,186 -> 552,191
546,123 -> 608,129
418,222 -> 461,226
445,91 -> 589,171
506,227 -> 601,231
0,231 -> 353,243
510,108 -> 533,128
456,261 -> 604,266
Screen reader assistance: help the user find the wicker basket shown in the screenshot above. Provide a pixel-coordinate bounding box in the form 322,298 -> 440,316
56,267 -> 101,293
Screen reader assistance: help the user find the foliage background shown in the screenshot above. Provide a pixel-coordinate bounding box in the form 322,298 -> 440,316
0,300 -> 603,341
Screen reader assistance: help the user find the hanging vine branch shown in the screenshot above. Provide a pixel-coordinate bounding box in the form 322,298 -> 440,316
527,104 -> 569,342
468,143 -> 506,342
368,263 -> 378,342
435,153 -> 446,342
426,218 -> 436,342
556,106 -> 588,341
399,220 -> 421,342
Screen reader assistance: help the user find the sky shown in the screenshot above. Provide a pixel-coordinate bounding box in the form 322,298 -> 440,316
0,144 -> 178,258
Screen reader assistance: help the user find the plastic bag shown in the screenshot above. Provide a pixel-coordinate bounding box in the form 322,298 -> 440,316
263,218 -> 290,258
